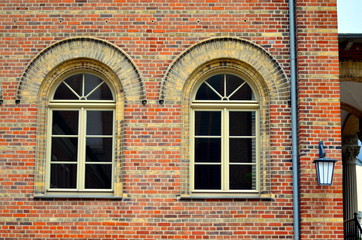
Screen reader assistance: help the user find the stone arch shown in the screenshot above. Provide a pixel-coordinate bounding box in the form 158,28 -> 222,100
169,37 -> 289,197
16,37 -> 145,103
159,37 -> 289,103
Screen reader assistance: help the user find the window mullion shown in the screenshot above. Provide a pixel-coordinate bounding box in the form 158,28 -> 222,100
78,107 -> 86,190
223,108 -> 229,192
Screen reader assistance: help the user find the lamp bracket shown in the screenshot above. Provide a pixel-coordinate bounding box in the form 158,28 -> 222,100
319,141 -> 326,158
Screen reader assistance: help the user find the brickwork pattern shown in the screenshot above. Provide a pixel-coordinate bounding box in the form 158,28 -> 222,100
0,0 -> 342,239
296,0 -> 343,239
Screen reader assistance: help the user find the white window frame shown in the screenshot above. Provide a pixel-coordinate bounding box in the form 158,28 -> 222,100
190,73 -> 260,195
45,72 -> 116,195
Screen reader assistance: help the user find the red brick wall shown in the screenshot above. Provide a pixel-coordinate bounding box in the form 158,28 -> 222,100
0,0 -> 342,239
296,0 -> 342,239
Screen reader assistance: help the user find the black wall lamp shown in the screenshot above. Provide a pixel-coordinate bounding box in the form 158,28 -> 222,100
313,141 -> 337,186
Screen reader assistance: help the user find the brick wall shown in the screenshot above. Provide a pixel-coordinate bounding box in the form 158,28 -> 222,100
0,0 -> 342,239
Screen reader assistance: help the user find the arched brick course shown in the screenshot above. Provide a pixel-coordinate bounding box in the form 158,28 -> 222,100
16,37 -> 145,103
160,37 -> 289,102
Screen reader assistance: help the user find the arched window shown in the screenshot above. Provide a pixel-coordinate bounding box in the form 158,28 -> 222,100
191,73 -> 259,193
47,73 -> 115,193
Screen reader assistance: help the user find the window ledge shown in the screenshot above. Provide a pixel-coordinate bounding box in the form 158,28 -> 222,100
177,194 -> 275,200
33,194 -> 123,200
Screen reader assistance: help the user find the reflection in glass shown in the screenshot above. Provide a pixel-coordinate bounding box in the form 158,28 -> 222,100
86,111 -> 113,135
195,111 -> 221,136
195,138 -> 221,163
50,164 -> 77,188
86,138 -> 112,162
51,137 -> 78,162
194,165 -> 221,190
52,111 -> 79,135
85,164 -> 112,189
229,165 -> 256,190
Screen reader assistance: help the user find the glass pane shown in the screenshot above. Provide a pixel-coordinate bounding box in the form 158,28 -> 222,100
229,165 -> 256,190
87,111 -> 113,135
195,111 -> 221,136
195,74 -> 224,100
88,83 -> 113,100
195,82 -> 221,100
86,137 -> 112,162
85,164 -> 112,189
50,164 -> 77,189
195,138 -> 221,163
53,82 -> 78,100
194,165 -> 221,190
52,111 -> 79,135
229,138 -> 255,163
229,111 -> 255,136
51,137 -> 78,162
64,74 -> 82,97
207,74 -> 224,96
84,73 -> 103,96
227,74 -> 254,100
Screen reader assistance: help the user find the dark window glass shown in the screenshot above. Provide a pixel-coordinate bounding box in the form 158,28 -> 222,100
194,165 -> 221,190
86,111 -> 113,135
195,111 -> 221,136
195,138 -> 221,163
53,82 -> 78,100
86,138 -> 113,162
229,165 -> 255,190
85,164 -> 112,189
206,74 -> 224,96
51,137 -> 78,162
64,74 -> 82,97
87,83 -> 113,100
229,138 -> 254,163
227,74 -> 253,100
52,111 -> 79,135
195,83 -> 220,100
50,164 -> 77,188
195,74 -> 223,100
229,111 -> 254,136
84,73 -> 103,96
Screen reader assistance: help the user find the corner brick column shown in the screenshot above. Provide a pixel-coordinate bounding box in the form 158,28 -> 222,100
343,144 -> 360,220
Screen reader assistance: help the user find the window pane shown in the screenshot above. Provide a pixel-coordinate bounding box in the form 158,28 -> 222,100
85,164 -> 112,189
227,74 -> 254,100
51,137 -> 78,162
50,164 -> 77,188
229,111 -> 255,136
53,82 -> 78,100
206,74 -> 224,96
87,111 -> 113,135
86,138 -> 112,162
195,138 -> 221,163
229,138 -> 255,163
195,83 -> 220,100
195,111 -> 221,136
84,73 -> 103,96
64,74 -> 82,97
52,111 -> 79,135
229,165 -> 256,190
194,165 -> 221,190
87,84 -> 113,100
